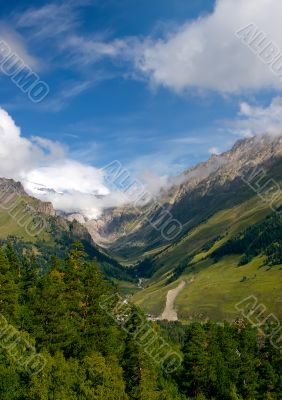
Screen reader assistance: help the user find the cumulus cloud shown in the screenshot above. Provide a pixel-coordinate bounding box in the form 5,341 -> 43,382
0,107 -> 118,218
9,0 -> 282,96
0,108 -> 44,178
133,0 -> 282,93
229,97 -> 282,137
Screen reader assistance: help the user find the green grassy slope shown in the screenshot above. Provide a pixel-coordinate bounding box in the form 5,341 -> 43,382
132,195 -> 282,321
133,255 -> 282,322
0,194 -> 50,241
0,188 -> 134,282
107,153 -> 282,263
176,256 -> 282,321
144,194 -> 275,281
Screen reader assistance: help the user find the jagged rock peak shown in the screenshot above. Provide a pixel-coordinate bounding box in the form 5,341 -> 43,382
0,178 -> 27,195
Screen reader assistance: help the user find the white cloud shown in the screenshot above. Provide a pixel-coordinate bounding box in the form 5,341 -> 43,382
60,35 -> 126,66
132,0 -> 282,93
16,3 -> 79,38
208,147 -> 220,155
9,2 -> 127,111
135,170 -> 169,197
0,108 -> 44,178
229,97 -> 282,137
11,0 -> 282,97
15,2 -> 127,68
0,107 -> 118,218
1,108 -> 193,218
25,161 -> 109,196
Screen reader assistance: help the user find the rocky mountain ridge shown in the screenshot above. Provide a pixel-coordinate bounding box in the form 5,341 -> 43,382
85,134 -> 282,261
0,178 -> 56,217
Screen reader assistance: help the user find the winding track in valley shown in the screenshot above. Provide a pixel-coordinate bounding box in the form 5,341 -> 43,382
160,280 -> 186,321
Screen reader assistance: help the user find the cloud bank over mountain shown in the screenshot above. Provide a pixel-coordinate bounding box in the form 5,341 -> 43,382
225,97 -> 282,138
1,101 -> 281,220
0,108 -> 176,218
0,107 -> 116,218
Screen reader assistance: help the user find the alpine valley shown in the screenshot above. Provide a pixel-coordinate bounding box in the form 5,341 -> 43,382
0,133 -> 281,400
1,134 -> 281,322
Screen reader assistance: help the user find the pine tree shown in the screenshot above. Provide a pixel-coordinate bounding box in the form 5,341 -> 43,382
180,323 -> 208,398
0,247 -> 19,320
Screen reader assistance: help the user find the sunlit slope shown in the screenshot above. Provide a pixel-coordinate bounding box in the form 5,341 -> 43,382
176,256 -> 281,321
132,195 -> 282,321
88,135 -> 282,264
0,182 -> 133,282
148,194 -> 276,280
0,194 -> 52,241
133,255 -> 282,321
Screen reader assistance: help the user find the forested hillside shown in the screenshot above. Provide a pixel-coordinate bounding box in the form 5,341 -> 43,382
0,240 -> 281,399
0,178 -> 133,282
0,240 -> 181,399
212,210 -> 282,266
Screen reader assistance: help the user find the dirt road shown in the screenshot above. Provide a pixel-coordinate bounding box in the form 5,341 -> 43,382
160,280 -> 186,321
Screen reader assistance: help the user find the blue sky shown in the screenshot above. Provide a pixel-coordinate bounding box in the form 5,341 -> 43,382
0,0 -> 221,174
1,0 -> 282,217
0,1 -> 250,170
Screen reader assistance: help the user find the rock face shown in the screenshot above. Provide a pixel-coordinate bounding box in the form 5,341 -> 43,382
66,213 -> 87,225
0,178 -> 26,196
85,206 -> 143,246
0,177 -> 95,247
36,202 -> 56,217
0,177 -> 56,217
86,134 -> 282,260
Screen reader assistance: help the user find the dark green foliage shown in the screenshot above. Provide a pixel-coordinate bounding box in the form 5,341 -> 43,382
212,212 -> 282,267
238,254 -> 253,266
0,241 -> 281,399
180,323 -> 209,397
134,257 -> 156,278
201,235 -> 225,253
176,322 -> 282,400
0,241 -> 180,399
157,321 -> 186,346
266,241 -> 282,266
166,257 -> 193,285
2,230 -> 136,282
0,245 -> 19,320
122,332 -> 142,400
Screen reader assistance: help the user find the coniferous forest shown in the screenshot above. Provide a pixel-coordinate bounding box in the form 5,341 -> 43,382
0,240 -> 281,400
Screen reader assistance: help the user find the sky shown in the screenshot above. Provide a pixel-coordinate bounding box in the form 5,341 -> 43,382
1,0 -> 282,218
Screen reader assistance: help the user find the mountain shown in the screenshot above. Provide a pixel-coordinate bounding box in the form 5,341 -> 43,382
0,178 -> 132,282
0,177 -> 92,239
82,134 -> 282,321
86,134 -> 282,262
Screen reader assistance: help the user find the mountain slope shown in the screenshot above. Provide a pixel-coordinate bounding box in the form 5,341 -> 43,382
0,178 -> 133,281
132,205 -> 282,321
87,134 -> 282,263
83,134 -> 282,321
